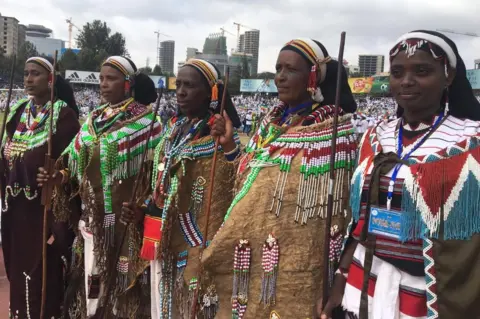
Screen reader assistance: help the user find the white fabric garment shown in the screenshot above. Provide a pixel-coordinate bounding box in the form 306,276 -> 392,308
79,219 -> 102,317
150,247 -> 161,318
342,244 -> 426,319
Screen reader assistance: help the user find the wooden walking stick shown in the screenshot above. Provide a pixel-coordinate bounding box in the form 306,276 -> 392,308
95,87 -> 164,318
322,32 -> 347,308
40,50 -> 58,319
189,67 -> 230,319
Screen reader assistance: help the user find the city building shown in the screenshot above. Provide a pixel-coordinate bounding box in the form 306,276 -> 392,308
347,65 -> 360,76
0,13 -> 23,55
358,55 -> 385,77
241,30 -> 260,75
475,59 -> 480,69
237,34 -> 245,52
186,47 -> 198,61
159,40 -> 175,74
194,52 -> 229,77
17,24 -> 26,51
202,34 -> 227,55
26,24 -> 65,57
229,52 -> 253,77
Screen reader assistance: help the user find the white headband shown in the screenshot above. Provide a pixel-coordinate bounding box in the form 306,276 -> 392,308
104,56 -> 136,76
392,32 -> 457,68
295,38 -> 328,83
184,58 -> 219,86
26,57 -> 53,73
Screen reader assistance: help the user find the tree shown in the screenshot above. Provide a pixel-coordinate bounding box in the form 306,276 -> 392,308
106,33 -> 127,57
240,54 -> 250,79
75,20 -> 128,71
59,49 -> 79,72
139,66 -> 153,75
77,48 -> 97,72
152,65 -> 163,75
252,72 -> 275,79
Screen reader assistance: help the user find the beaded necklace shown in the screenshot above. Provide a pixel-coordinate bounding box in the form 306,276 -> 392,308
92,98 -> 134,135
223,105 -> 356,225
3,98 -> 65,164
64,102 -> 162,254
153,115 -> 209,210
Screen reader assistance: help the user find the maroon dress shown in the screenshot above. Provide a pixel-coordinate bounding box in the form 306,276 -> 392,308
0,100 -> 80,319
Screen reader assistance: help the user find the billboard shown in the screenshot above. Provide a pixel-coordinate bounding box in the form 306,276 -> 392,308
348,77 -> 373,94
65,70 -> 166,88
168,77 -> 176,90
65,70 -> 100,84
467,69 -> 480,90
149,76 -> 167,89
370,76 -> 390,94
240,79 -> 277,93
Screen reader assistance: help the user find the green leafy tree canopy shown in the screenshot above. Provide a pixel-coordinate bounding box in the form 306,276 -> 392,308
69,20 -> 128,71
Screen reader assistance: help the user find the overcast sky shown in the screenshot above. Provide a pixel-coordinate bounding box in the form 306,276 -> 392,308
3,0 -> 480,73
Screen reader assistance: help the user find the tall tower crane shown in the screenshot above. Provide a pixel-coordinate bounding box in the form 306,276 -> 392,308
233,22 -> 258,52
154,31 -> 171,66
220,27 -> 236,37
65,18 -> 80,49
436,28 -> 480,37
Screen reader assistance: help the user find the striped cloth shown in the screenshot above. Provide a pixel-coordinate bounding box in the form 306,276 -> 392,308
345,115 -> 480,318
342,244 -> 427,319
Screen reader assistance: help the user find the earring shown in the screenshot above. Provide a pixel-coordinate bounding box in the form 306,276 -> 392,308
444,86 -> 449,116
48,81 -> 52,89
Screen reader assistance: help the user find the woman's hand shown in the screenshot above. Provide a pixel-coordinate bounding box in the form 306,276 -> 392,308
120,202 -> 145,225
314,274 -> 347,319
210,111 -> 236,153
37,167 -> 62,188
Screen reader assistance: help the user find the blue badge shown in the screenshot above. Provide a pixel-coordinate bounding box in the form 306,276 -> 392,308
368,206 -> 402,239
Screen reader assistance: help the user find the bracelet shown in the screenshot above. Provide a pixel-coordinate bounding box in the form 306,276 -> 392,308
335,268 -> 348,279
224,145 -> 239,156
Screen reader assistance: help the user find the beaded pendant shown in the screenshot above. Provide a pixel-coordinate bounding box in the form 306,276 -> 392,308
174,250 -> 188,318
260,234 -> 279,307
188,277 -> 199,318
232,239 -> 251,319
201,285 -> 219,319
328,225 -> 343,286
179,176 -> 206,247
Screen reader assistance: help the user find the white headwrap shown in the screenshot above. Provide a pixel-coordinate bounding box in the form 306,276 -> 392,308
26,57 -> 54,73
103,56 -> 136,76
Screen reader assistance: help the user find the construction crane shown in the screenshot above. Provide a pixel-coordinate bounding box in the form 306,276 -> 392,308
436,28 -> 480,37
220,27 -> 236,37
65,18 -> 80,49
154,31 -> 171,66
233,22 -> 258,51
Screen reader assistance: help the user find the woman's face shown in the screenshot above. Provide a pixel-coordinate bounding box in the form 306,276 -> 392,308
99,65 -> 126,105
274,50 -> 311,106
24,63 -> 50,98
176,66 -> 210,118
390,50 -> 455,120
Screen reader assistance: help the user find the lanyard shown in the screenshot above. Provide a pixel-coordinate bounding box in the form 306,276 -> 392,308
386,114 -> 444,210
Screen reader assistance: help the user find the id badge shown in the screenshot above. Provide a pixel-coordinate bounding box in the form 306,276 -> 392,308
368,206 -> 402,240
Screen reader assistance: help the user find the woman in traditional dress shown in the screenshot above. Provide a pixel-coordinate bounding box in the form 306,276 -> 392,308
320,30 -> 480,319
1,56 -> 80,319
203,38 -> 357,318
37,56 -> 160,318
122,58 -> 241,319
